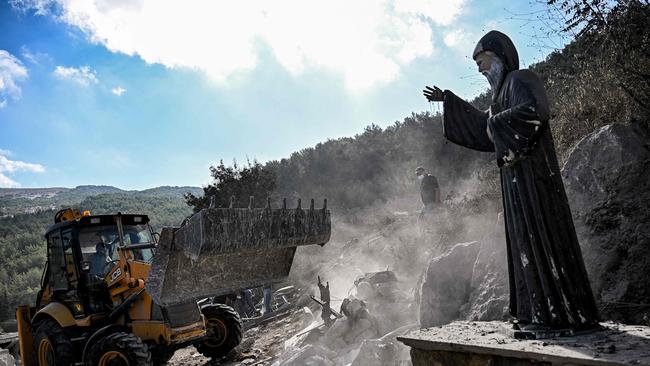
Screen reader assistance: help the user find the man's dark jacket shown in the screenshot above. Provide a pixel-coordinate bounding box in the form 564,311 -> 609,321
420,174 -> 439,205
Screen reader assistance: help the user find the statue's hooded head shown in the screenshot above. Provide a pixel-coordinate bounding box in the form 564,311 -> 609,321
472,31 -> 519,96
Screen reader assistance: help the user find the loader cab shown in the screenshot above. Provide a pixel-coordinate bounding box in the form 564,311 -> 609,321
39,212 -> 155,317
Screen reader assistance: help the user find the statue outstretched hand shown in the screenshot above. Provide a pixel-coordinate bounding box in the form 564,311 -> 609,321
423,85 -> 443,102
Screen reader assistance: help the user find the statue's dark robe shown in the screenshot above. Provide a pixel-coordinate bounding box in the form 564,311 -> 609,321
442,69 -> 599,329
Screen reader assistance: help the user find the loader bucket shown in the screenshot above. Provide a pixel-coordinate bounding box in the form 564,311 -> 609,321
146,202 -> 331,305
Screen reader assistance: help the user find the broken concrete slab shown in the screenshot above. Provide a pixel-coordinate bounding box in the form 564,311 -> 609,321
397,321 -> 650,366
272,344 -> 338,366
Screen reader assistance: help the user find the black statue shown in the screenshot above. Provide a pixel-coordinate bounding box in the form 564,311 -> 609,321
423,31 -> 599,331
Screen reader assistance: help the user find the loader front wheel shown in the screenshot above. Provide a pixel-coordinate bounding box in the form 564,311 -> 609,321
196,304 -> 242,359
33,319 -> 74,366
88,332 -> 152,366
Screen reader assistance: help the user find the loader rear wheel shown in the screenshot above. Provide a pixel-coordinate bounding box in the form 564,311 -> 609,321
33,319 -> 74,366
88,332 -> 152,366
196,304 -> 242,359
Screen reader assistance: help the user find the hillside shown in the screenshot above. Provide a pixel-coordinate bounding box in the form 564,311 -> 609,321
0,185 -> 202,216
189,8 -> 648,213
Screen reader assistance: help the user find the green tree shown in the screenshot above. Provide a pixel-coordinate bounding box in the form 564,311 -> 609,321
548,0 -> 650,114
185,160 -> 277,212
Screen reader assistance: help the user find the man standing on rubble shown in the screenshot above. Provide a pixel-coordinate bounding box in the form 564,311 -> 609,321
416,166 -> 440,215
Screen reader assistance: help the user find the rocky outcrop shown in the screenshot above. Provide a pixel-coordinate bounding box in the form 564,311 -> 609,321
419,241 -> 481,328
562,123 -> 650,324
461,214 -> 509,321
419,213 -> 509,327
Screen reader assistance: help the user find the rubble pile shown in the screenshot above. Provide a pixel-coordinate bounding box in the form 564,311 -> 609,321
274,270 -> 415,365
169,275 -> 416,366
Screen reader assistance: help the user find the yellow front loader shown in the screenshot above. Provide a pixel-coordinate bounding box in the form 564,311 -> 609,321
16,202 -> 330,365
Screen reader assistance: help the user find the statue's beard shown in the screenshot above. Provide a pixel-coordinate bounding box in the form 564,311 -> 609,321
482,58 -> 505,95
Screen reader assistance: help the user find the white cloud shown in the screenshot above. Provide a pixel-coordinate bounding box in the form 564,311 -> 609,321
394,0 -> 465,26
111,86 -> 126,96
443,28 -> 474,52
0,50 -> 29,108
0,149 -> 45,188
0,175 -> 20,188
9,0 -> 56,16
53,65 -> 98,86
12,0 -> 466,93
20,46 -> 38,64
20,45 -> 51,65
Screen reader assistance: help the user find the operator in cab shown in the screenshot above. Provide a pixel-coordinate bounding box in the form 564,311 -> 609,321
89,242 -> 110,277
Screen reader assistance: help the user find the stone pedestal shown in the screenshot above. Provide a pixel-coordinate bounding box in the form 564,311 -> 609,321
397,321 -> 650,366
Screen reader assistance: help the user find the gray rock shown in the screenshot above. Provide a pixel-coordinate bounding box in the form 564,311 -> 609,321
461,214 -> 509,321
0,348 -> 16,366
351,338 -> 411,366
562,123 -> 649,208
419,241 -> 481,328
562,123 -> 650,324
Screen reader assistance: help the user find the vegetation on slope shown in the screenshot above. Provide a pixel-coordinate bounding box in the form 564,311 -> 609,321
191,1 -> 649,212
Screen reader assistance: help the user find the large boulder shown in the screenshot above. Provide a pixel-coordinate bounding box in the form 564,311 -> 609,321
419,241 -> 481,328
461,214 -> 509,321
562,123 -> 650,324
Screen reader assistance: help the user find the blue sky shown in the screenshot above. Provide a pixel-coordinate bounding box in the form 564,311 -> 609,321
0,0 -> 569,189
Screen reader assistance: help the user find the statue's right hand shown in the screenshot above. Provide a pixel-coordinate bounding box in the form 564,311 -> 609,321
423,85 -> 444,102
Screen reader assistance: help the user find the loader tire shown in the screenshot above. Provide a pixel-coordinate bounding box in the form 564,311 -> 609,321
196,303 -> 242,359
33,319 -> 74,366
88,332 -> 152,366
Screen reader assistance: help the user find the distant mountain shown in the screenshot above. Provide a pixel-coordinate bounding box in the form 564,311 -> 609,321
0,187 -> 68,198
60,185 -> 125,197
0,185 -> 201,216
138,186 -> 202,197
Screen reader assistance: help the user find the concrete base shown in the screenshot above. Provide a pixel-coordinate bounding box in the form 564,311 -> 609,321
397,321 -> 650,366
499,324 -> 576,340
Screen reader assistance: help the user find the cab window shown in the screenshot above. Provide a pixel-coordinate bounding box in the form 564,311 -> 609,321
47,232 -> 68,291
122,224 -> 154,262
78,225 -> 119,277
61,229 -> 78,289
